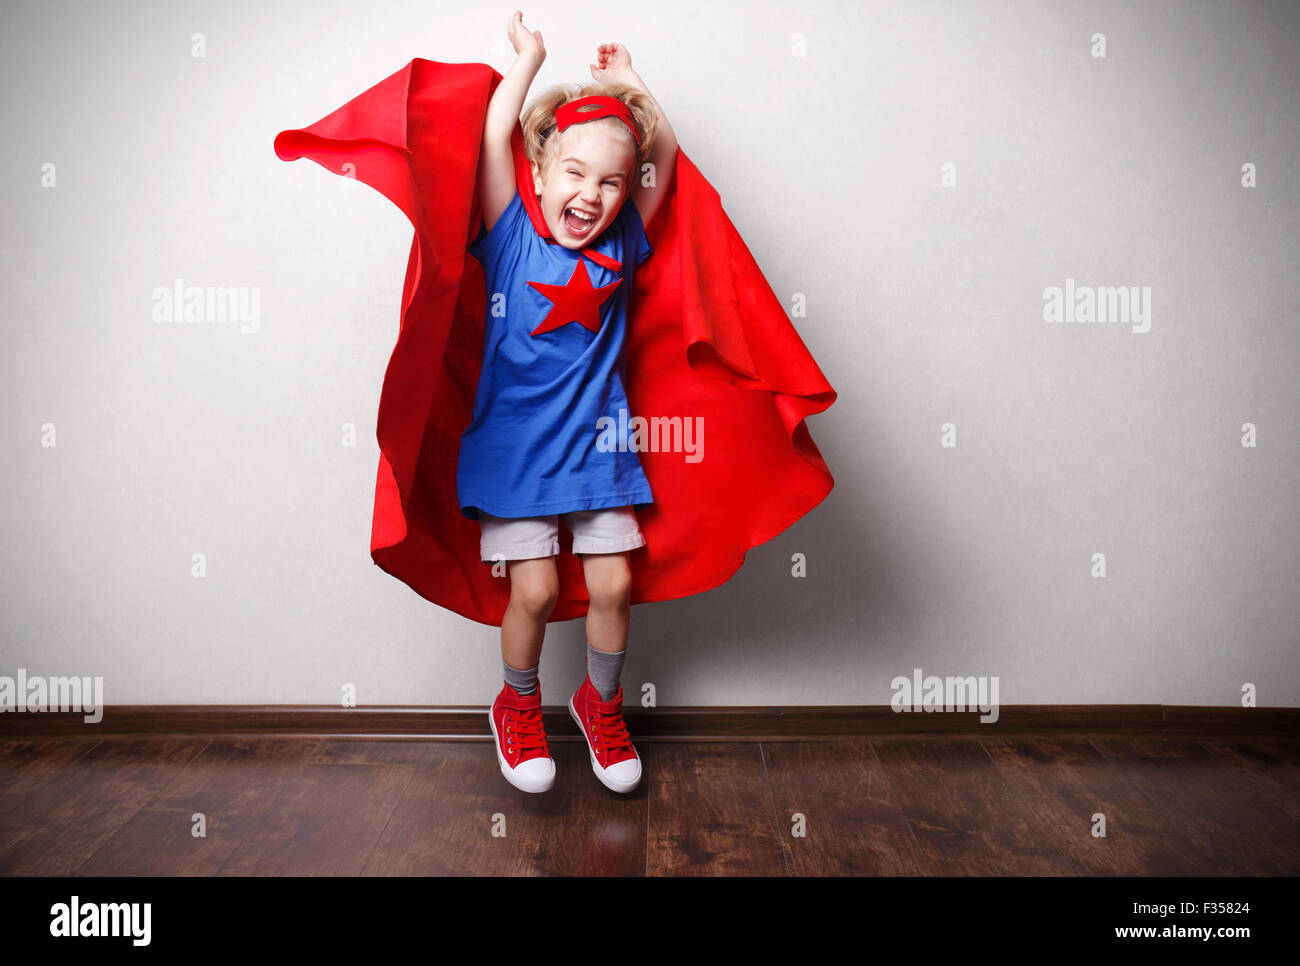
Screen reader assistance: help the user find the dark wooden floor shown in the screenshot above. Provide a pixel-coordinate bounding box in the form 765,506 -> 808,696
1,735 -> 1297,875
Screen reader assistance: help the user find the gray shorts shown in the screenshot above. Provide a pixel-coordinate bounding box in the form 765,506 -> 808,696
478,505 -> 646,562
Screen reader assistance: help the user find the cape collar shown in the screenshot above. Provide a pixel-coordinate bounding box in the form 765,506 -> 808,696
520,186 -> 623,273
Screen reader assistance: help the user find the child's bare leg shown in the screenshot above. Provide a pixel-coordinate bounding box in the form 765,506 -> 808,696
502,557 -> 559,671
581,551 -> 632,652
580,551 -> 632,702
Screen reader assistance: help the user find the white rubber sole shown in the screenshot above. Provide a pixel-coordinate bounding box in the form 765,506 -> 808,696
488,706 -> 555,793
568,695 -> 642,793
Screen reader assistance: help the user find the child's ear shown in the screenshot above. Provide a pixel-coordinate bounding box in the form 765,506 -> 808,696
530,158 -> 543,195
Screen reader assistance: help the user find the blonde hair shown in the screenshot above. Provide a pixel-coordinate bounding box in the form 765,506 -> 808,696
521,83 -> 658,181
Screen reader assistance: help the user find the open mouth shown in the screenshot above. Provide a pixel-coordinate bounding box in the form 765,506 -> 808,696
563,206 -> 598,237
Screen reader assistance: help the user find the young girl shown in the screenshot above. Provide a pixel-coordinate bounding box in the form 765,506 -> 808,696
275,13 -> 835,799
467,12 -> 678,795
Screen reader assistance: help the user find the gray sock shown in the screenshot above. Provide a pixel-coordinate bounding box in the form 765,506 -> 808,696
503,660 -> 538,696
586,641 -> 625,702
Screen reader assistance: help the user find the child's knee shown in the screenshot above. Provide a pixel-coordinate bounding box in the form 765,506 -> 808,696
509,564 -> 559,617
586,558 -> 632,609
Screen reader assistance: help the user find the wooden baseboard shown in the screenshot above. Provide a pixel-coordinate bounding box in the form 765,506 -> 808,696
1,705 -> 1295,741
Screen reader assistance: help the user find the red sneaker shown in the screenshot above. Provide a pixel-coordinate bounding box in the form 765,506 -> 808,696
488,682 -> 555,793
568,674 -> 641,793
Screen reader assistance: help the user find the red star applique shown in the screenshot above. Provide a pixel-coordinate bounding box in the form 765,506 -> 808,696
527,257 -> 623,336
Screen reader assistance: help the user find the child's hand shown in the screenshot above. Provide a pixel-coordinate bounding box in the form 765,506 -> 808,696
590,42 -> 635,85
508,10 -> 545,63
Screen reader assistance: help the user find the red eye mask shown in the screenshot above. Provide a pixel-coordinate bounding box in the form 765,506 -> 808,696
554,95 -> 642,147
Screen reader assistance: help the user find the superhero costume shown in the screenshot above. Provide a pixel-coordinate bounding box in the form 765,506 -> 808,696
458,185 -> 654,520
273,58 -> 836,627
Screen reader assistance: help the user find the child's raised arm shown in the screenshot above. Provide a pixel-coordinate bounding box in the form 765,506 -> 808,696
479,11 -> 545,233
590,43 -> 678,230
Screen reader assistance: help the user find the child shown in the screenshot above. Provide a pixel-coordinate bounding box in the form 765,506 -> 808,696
468,12 -> 678,794
273,18 -> 836,798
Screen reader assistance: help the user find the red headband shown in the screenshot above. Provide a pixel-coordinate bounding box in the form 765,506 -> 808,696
554,95 -> 642,147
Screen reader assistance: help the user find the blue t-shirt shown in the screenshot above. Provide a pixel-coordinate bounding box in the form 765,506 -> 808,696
457,188 -> 655,520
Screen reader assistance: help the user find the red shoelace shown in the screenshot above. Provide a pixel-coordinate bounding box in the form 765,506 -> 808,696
504,706 -> 549,759
587,705 -> 633,756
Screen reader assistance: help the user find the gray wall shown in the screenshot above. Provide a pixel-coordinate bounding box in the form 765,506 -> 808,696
2,0 -> 1296,708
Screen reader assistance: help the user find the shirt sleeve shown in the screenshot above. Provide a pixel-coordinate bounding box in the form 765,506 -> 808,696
469,188 -> 525,271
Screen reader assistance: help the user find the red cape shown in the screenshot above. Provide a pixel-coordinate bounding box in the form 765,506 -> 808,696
274,59 -> 835,626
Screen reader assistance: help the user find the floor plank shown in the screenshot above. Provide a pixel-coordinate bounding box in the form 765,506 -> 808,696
77,738 -> 321,875
648,743 -> 785,876
0,739 -> 101,819
217,743 -> 421,876
872,738 -> 1075,875
0,738 -> 208,875
1200,738 -> 1300,826
1090,736 -> 1300,875
981,737 -> 1206,875
762,740 -> 930,875
362,741 -> 514,876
